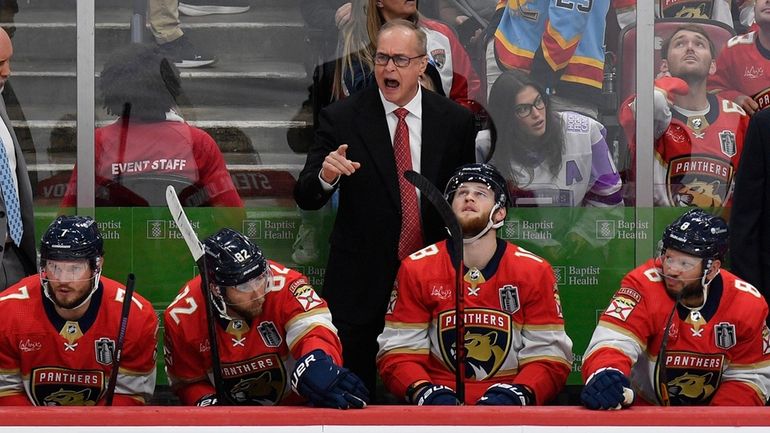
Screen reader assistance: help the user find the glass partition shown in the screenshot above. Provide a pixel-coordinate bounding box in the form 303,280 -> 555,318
15,0 -> 754,399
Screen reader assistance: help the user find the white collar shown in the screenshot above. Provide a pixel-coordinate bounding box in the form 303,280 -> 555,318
379,85 -> 423,119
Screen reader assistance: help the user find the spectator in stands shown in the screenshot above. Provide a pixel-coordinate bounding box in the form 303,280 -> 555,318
728,106 -> 770,317
294,19 -> 476,401
709,0 -> 770,116
333,0 -> 481,105
436,0 -> 495,48
487,0 -> 612,118
61,44 -> 242,207
150,0 -> 250,68
619,24 -> 748,209
613,0 -> 755,33
581,209 -> 770,408
377,163 -> 573,406
488,70 -> 623,208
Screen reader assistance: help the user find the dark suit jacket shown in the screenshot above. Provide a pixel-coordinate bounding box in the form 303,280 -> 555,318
730,108 -> 770,304
294,85 -> 476,324
0,96 -> 35,276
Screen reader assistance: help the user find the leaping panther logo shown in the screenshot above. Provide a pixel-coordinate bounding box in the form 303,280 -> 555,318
667,372 -> 716,402
43,388 -> 96,406
675,178 -> 723,208
674,4 -> 709,19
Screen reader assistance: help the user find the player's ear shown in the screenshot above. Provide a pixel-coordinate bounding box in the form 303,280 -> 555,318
708,59 -> 716,76
494,207 -> 507,223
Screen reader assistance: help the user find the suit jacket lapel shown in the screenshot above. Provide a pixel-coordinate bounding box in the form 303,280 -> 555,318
355,87 -> 400,207
419,91 -> 449,185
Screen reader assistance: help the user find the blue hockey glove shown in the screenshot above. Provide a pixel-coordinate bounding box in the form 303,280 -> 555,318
477,383 -> 534,406
581,368 -> 634,410
410,383 -> 459,406
291,349 -> 369,409
195,394 -> 218,406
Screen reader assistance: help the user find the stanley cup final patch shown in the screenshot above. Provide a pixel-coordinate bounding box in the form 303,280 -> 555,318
94,337 -> 116,366
715,322 -> 737,350
499,285 -> 520,314
258,321 -> 282,348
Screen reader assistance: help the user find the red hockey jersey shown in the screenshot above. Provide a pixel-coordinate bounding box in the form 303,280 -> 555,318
377,239 -> 573,405
582,259 -> 770,406
61,119 -> 243,207
620,93 -> 748,207
0,275 -> 158,406
163,261 -> 342,405
709,32 -> 770,110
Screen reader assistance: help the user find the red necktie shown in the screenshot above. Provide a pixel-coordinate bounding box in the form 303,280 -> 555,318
393,108 -> 423,259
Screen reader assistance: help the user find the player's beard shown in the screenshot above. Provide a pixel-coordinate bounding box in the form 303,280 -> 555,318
460,210 -> 491,238
50,282 -> 93,310
663,275 -> 703,302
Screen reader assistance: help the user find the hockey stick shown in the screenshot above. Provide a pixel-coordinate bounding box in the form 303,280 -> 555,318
105,273 -> 135,406
654,294 -> 681,406
404,170 -> 466,404
166,185 -> 228,405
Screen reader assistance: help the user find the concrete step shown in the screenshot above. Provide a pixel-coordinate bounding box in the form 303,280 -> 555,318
7,6 -> 309,63
17,0 -> 301,10
9,102 -> 313,155
9,61 -> 310,108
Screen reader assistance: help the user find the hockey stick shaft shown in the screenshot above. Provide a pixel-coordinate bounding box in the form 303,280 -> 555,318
404,170 -> 466,404
655,295 -> 680,406
166,185 -> 228,404
105,273 -> 135,406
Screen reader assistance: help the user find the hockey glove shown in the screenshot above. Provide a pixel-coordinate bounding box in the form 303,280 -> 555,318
410,383 -> 460,406
195,394 -> 218,407
477,383 -> 534,406
291,349 -> 369,409
581,368 -> 634,410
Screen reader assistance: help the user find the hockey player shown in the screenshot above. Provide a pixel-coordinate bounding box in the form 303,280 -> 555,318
0,216 -> 158,405
709,0 -> 770,116
164,228 -> 369,408
619,24 -> 749,208
377,163 -> 573,405
581,209 -> 770,409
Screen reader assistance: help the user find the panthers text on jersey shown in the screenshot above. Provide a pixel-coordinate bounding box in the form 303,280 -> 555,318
163,261 -> 342,405
709,31 -> 770,111
620,93 -> 748,208
0,275 -> 158,406
583,259 -> 770,406
377,239 -> 573,405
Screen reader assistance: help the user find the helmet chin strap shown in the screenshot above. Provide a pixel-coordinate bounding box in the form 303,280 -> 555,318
211,286 -> 235,321
463,204 -> 503,244
689,259 -> 718,312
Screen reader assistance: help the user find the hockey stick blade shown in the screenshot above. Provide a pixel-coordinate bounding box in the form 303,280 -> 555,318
105,273 -> 135,406
404,170 -> 466,404
166,185 -> 204,261
165,185 -> 228,404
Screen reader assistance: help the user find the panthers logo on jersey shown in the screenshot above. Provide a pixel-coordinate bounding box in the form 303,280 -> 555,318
657,351 -> 724,405
661,0 -> 714,20
666,154 -> 732,209
31,367 -> 104,406
437,308 -> 512,380
221,353 -> 286,405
